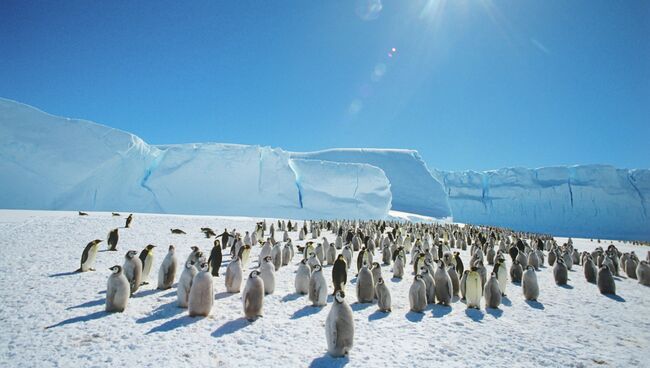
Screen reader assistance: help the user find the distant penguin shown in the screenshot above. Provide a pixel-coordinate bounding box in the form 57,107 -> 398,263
112,212 -> 120,216
123,250 -> 142,295
434,260 -> 452,306
295,259 -> 311,295
259,256 -> 276,295
106,265 -> 130,312
510,260 -> 523,283
188,262 -> 213,317
243,270 -> 265,321
138,244 -> 156,285
125,214 -> 133,228
157,245 -> 177,290
553,258 -> 568,286
484,273 -> 501,308
107,228 -> 119,251
325,290 -> 354,357
170,228 -> 186,234
465,269 -> 482,309
208,239 -> 222,277
597,266 -> 616,295
225,257 -> 243,293
78,211 -> 88,216
356,263 -> 374,303
409,275 -> 427,312
76,239 -> 103,272
375,277 -> 391,312
637,261 -> 650,286
522,266 -> 539,301
309,264 -> 328,306
584,256 -> 598,283
178,261 -> 197,307
332,255 -> 348,293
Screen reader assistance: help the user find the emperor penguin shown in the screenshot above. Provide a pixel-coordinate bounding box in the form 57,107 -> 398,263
434,260 -> 452,306
562,251 -> 573,271
548,250 -> 557,267
107,228 -> 119,251
125,214 -> 133,228
271,242 -> 283,271
420,267 -> 436,304
238,244 -> 252,269
295,259 -> 311,295
225,256 -> 243,293
637,261 -> 650,286
493,259 -> 508,296
208,239 -> 222,277
448,265 -> 460,297
157,245 -> 177,290
375,277 -> 392,312
597,266 -> 616,295
510,260 -> 523,283
554,258 -> 569,285
178,261 -> 197,307
371,262 -> 382,291
454,252 -> 464,275
484,273 -> 502,308
309,264 -> 328,306
382,243 -> 392,265
326,242 -> 337,266
138,244 -> 156,285
356,262 -> 375,303
584,256 -> 598,283
243,270 -> 265,321
188,262 -> 213,317
259,256 -> 276,295
409,274 -> 427,312
393,252 -> 405,279
516,251 -> 528,269
325,290 -> 354,357
342,245 -> 353,269
282,241 -> 294,266
527,251 -> 540,271
106,265 -> 130,313
314,243 -> 325,265
123,250 -> 142,295
76,239 -> 103,272
460,270 -> 469,300
522,266 -> 539,301
307,252 -> 322,272
413,252 -> 426,275
259,240 -> 272,265
465,268 -> 482,309
186,246 -> 202,266
625,256 -> 637,279
332,255 -> 348,293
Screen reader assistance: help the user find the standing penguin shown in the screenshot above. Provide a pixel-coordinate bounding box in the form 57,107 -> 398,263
259,256 -> 276,295
178,261 -> 197,307
295,259 -> 311,295
553,258 -> 568,286
243,270 -> 265,321
420,267 -> 436,305
510,260 -> 523,283
637,261 -> 650,286
522,266 -> 539,301
188,262 -> 213,317
393,252 -> 405,279
138,244 -> 156,285
107,229 -> 119,251
448,265 -> 460,298
123,250 -> 142,295
271,242 -> 283,271
225,256 -> 243,293
76,239 -> 103,272
325,290 -> 354,357
375,277 -> 392,312
332,255 -> 348,293
584,256 -> 598,283
484,273 -> 502,308
597,266 -> 616,295
106,265 -> 130,313
309,264 -> 328,306
356,263 -> 375,303
125,214 -> 133,228
409,275 -> 427,312
208,239 -> 222,277
454,252 -> 464,276
157,245 -> 177,290
465,269 -> 482,309
434,260 -> 452,306
282,242 -> 294,266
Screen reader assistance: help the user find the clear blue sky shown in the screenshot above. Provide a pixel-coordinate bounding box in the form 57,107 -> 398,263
1,0 -> 648,171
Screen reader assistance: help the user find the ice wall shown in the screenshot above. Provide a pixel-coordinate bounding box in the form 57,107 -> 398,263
433,166 -> 650,240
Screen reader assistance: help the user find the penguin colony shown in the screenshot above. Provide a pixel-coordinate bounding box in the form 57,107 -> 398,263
73,212 -> 650,358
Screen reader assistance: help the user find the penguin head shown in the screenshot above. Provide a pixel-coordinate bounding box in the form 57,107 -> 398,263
372,262 -> 380,269
249,270 -> 261,278
419,267 -> 428,275
414,274 -> 423,281
191,246 -> 199,252
125,250 -> 137,259
377,277 -> 384,285
168,245 -> 175,252
109,265 -> 122,274
264,256 -> 273,263
213,240 -> 220,247
92,239 -> 103,245
199,262 -> 209,271
146,244 -> 156,251
313,264 -> 322,272
300,259 -> 307,265
334,290 -> 346,303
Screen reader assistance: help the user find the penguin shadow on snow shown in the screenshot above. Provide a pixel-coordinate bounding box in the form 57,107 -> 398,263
281,293 -> 303,302
368,309 -> 389,321
465,308 -> 484,322
558,284 -> 574,290
291,305 -> 324,319
501,296 -> 512,307
136,300 -> 184,324
211,318 -> 250,338
405,310 -> 426,322
48,271 -> 80,277
524,300 -> 545,310
351,302 -> 373,312
67,298 -> 106,310
146,314 -> 202,334
215,291 -> 237,300
45,310 -> 109,329
309,354 -> 349,368
390,277 -> 402,283
603,294 -> 625,302
133,287 -> 167,298
431,304 -> 452,318
485,307 -> 503,319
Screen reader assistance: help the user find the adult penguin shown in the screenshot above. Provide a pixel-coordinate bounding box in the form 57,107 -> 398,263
309,264 -> 328,306
225,256 -> 243,293
243,270 -> 265,321
465,268 -> 482,309
597,266 -> 616,295
138,244 -> 156,285
188,262 -> 213,317
123,250 -> 142,296
522,265 -> 539,301
332,255 -> 348,293
157,245 -> 177,290
295,259 -> 311,295
484,273 -> 502,308
325,290 -> 354,357
107,228 -> 119,251
106,265 -> 130,313
125,214 -> 133,228
178,261 -> 197,307
493,258 -> 508,296
454,252 -> 464,276
409,274 -> 427,312
553,258 -> 569,286
76,239 -> 103,272
207,239 -> 222,277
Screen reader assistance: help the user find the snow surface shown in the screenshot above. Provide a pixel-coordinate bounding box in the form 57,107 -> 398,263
433,167 -> 650,240
1,210 -> 648,367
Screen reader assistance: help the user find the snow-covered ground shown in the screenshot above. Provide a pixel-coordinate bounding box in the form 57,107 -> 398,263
0,210 -> 648,367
